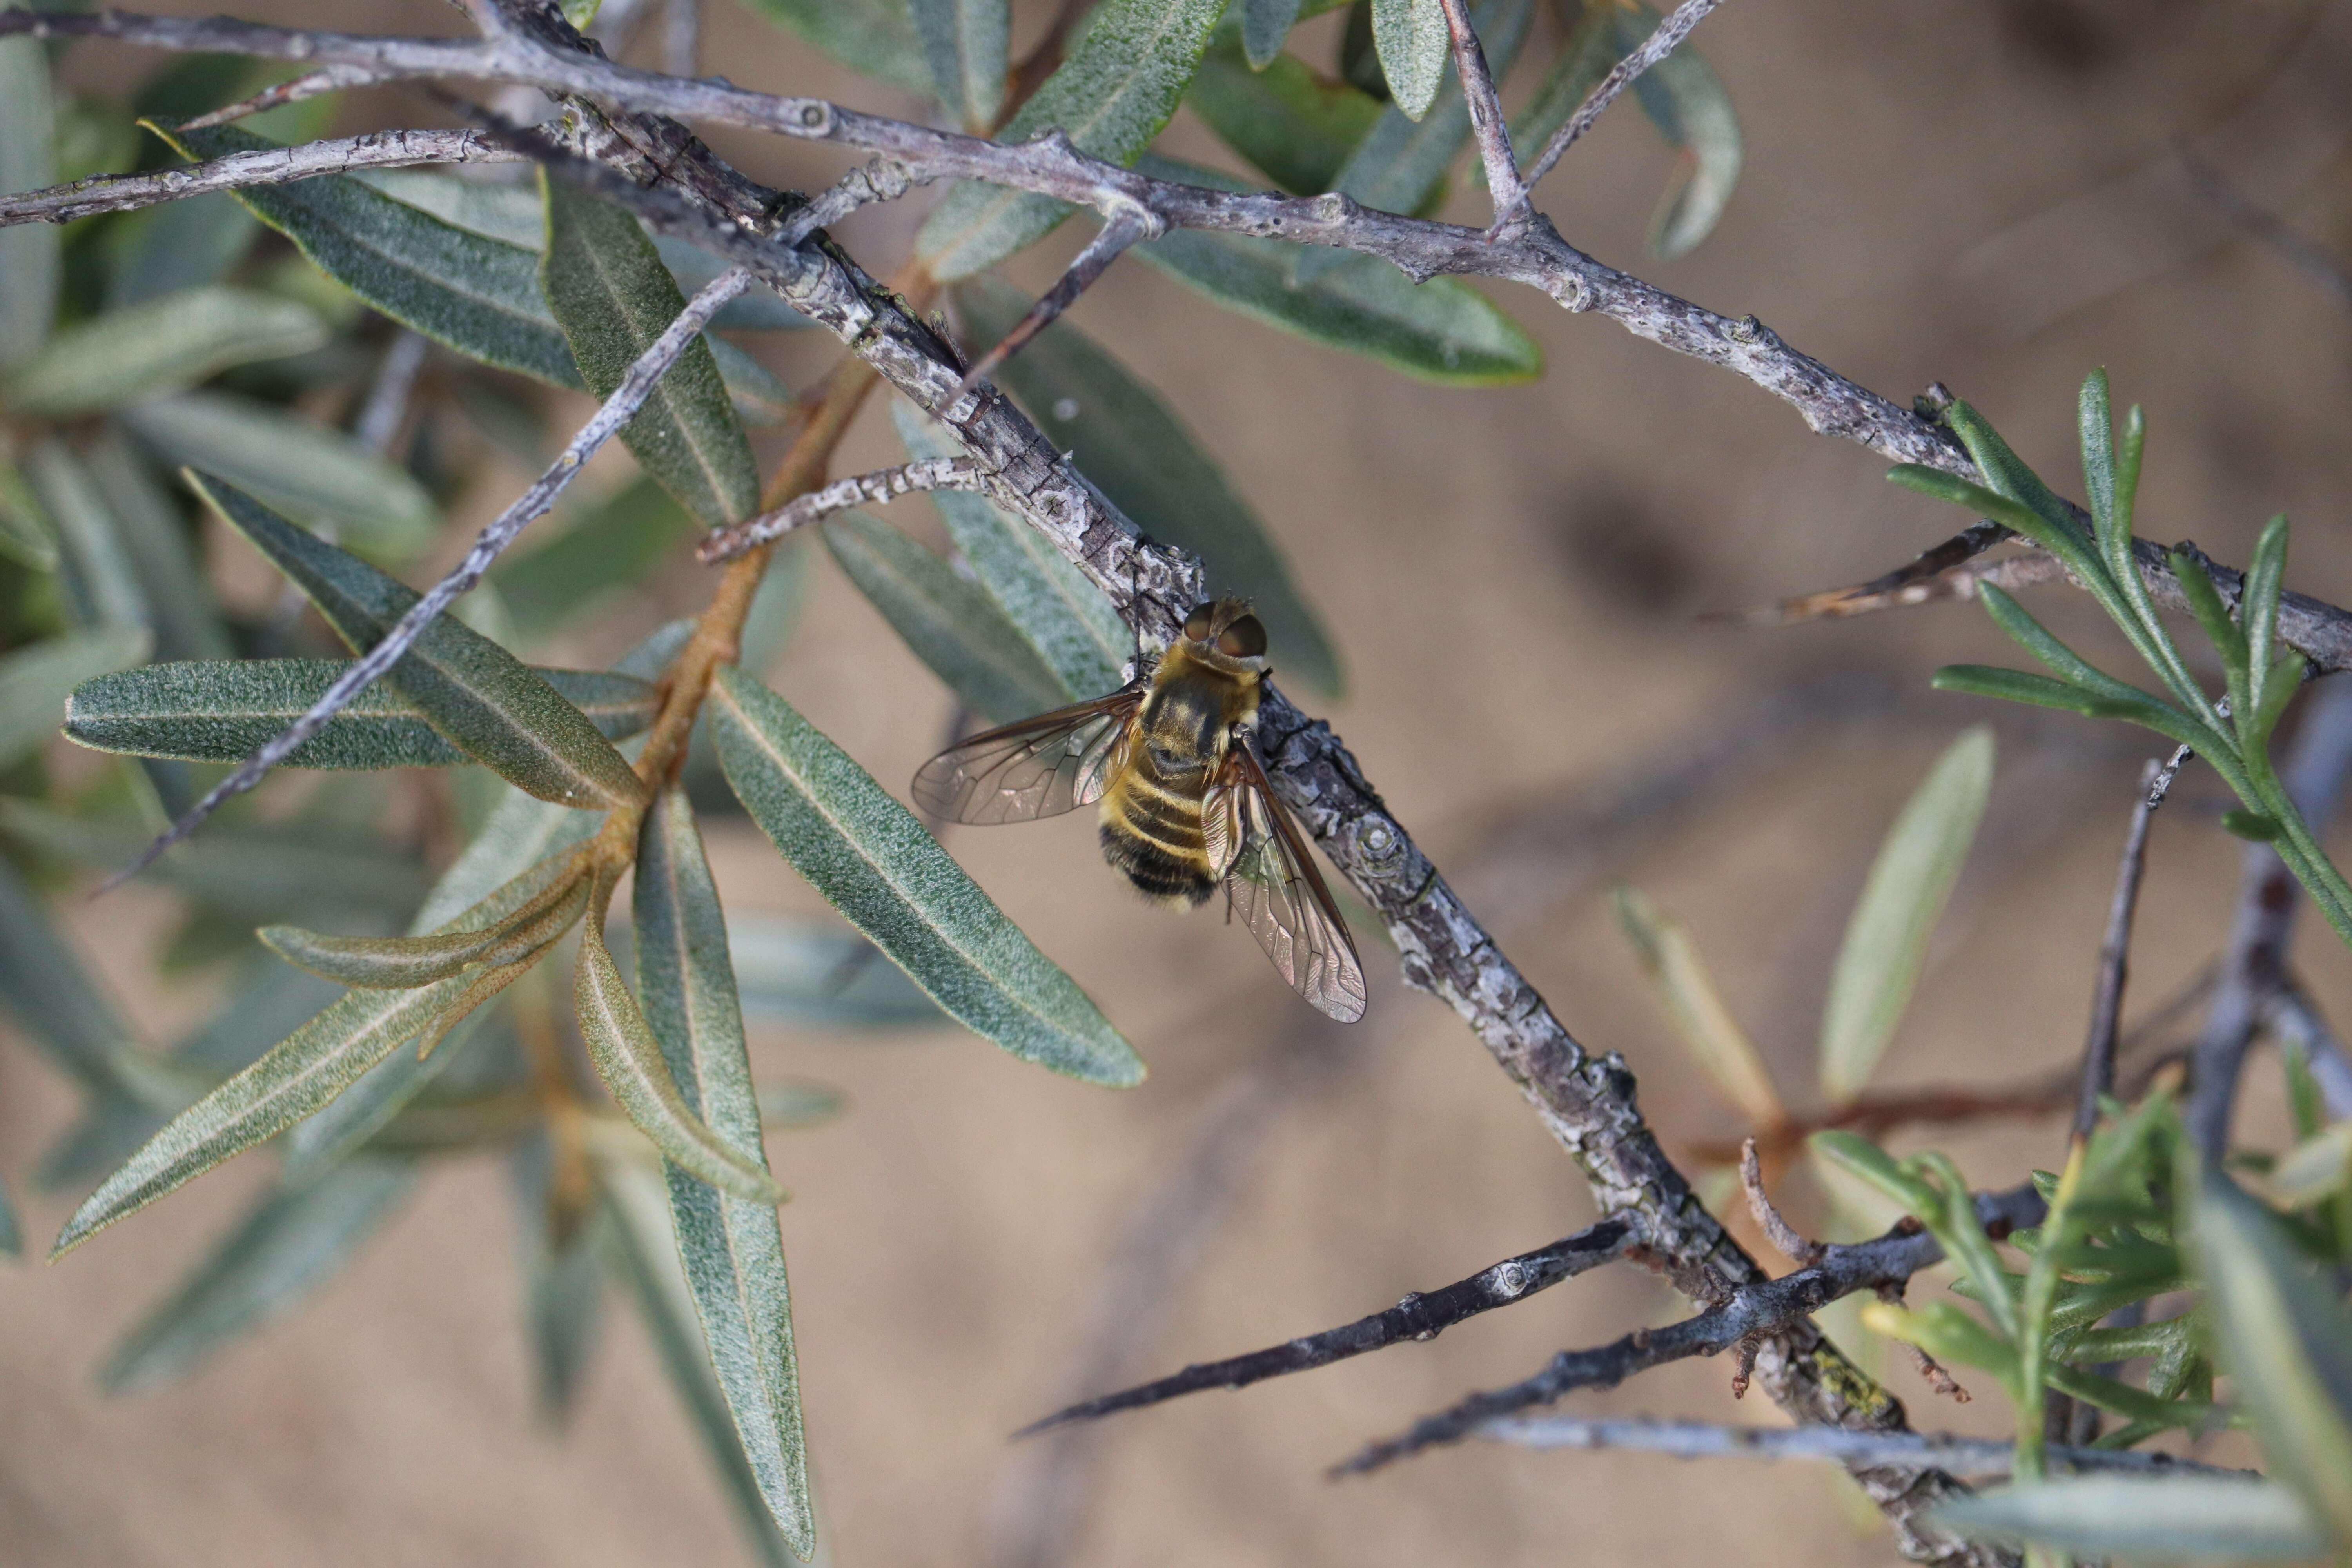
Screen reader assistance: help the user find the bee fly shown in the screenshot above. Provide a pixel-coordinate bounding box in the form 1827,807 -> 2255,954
911,597 -> 1367,1022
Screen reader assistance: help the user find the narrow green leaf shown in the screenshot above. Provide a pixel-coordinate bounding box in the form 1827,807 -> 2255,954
1975,584 -> 2190,722
593,1155 -> 803,1568
2,287 -> 326,418
2269,1121 -> 2352,1209
635,788 -> 814,1556
83,430 -> 234,663
2193,1167 -> 2352,1547
0,626 -> 151,773
1809,1129 -> 1940,1216
1861,1297 -> 2020,1381
2242,514 -> 2290,723
1324,0 -> 1533,221
1930,664 -> 2105,718
954,274 -> 1346,695
1941,399 -> 2093,552
0,853 -> 134,1092
2168,548 -> 2249,675
490,477 -> 702,640
910,0 -> 1007,128
350,169 -> 544,249
728,913 -> 947,1031
1627,10 -> 1741,258
710,666 -> 1143,1085
576,889 -> 789,1208
822,510 -> 1069,725
67,659 -> 661,769
150,123 -> 584,388
2078,368 -> 2117,548
0,34 -> 58,365
0,451 -> 60,571
539,176 -> 759,529
23,438 -> 154,635
97,1159 -> 416,1394
1886,464 -> 2094,577
891,399 -> 1128,701
1189,38 -> 1383,196
655,237 -> 812,331
194,474 -> 648,810
735,0 -> 932,95
1930,1477 -> 2328,1563
916,0 -> 1228,278
1370,0 -> 1448,118
120,392 -> 438,562
261,854 -> 589,989
1133,153 -> 1543,389
2224,809 -> 2284,842
1241,0 -> 1305,68
1608,884 -> 1783,1127
1817,728 -> 1993,1105
106,193 -> 263,309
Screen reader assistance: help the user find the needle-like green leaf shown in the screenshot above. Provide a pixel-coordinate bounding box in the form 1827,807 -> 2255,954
193,474 -> 647,810
67,659 -> 659,769
262,853 -> 589,990
822,510 -> 1070,725
1930,1476 -> 2327,1563
710,666 -> 1143,1086
2,287 -> 326,417
916,0 -> 1229,278
635,788 -> 813,1556
96,1159 -> 417,1393
1817,728 -> 1993,1105
539,176 -> 759,530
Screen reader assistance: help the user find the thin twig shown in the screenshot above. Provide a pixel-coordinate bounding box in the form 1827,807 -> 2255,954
2187,675 -> 2352,1156
775,155 -> 930,249
1434,0 -> 1525,215
180,63 -> 388,129
1709,528 -> 2049,627
1475,1417 -> 2257,1478
2075,757 -> 2166,1140
0,127 -> 522,226
951,203 -> 1161,401
1740,1138 -> 1824,1267
354,330 -> 432,454
699,456 -> 992,561
103,265 -> 755,888
2264,981 -> 2352,1121
1507,0 -> 1725,213
1015,1218 -> 1637,1437
1331,1184 -> 2045,1476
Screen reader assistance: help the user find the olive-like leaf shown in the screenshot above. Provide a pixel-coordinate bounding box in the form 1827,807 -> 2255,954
0,452 -> 60,571
1929,1477 -> 2328,1563
1322,0 -> 1534,224
0,34 -> 58,365
709,666 -> 1143,1086
151,123 -> 583,388
891,399 -> 1128,701
575,888 -> 789,1208
735,0 -> 931,96
97,1159 -> 417,1394
0,853 -> 135,1093
822,510 -> 1069,725
83,430 -> 234,663
194,474 -> 647,810
22,438 -> 154,635
955,275 -> 1345,696
2192,1167 -> 2352,1547
351,169 -> 543,249
2,287 -> 326,418
709,338 -> 795,426
1626,7 -> 1742,259
1370,0 -> 1448,118
0,626 -> 151,773
635,788 -> 813,1556
1189,37 -> 1384,196
916,0 -> 1229,279
728,913 -> 947,1031
261,853 -> 589,990
1609,883 -> 1783,1127
1241,0 -> 1306,69
1133,154 -> 1542,389
120,392 -> 439,562
106,193 -> 262,309
1508,0 -> 1619,157
539,176 -> 759,529
1817,727 -> 1993,1106
911,0 -> 1008,128
593,1156 -> 803,1568
67,660 -> 660,769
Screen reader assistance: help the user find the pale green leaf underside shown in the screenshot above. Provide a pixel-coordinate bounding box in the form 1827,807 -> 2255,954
0,626 -> 152,773
1370,0 -> 1448,119
1930,1476 -> 2328,1563
3,286 -> 326,417
710,666 -> 1142,1086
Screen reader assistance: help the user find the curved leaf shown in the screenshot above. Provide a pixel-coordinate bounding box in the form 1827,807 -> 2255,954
262,855 -> 589,989
120,392 -> 438,562
1241,0 -> 1306,69
84,430 -> 234,663
1817,727 -> 1993,1106
150,123 -> 583,388
709,666 -> 1142,1086
193,474 -> 647,810
539,176 -> 759,529
916,0 -> 1228,278
634,789 -> 813,1555
735,0 -> 931,96
67,659 -> 659,769
1630,12 -> 1741,258
0,626 -> 151,772
955,274 -> 1346,695
2,287 -> 325,418
821,510 -> 1068,725
1189,39 -> 1383,196
1370,0 -> 1448,118
1132,154 -> 1542,390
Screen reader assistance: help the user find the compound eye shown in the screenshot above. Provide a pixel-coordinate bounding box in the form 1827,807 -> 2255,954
1183,604 -> 1214,641
1216,615 -> 1267,658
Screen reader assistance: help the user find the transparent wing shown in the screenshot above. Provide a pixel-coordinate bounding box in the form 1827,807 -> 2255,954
910,689 -> 1142,825
1211,743 -> 1369,1023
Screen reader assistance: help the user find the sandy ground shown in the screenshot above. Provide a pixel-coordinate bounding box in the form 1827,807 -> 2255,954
5,0 -> 2352,1563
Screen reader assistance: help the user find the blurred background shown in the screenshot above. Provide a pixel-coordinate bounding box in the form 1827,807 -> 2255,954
5,0 -> 2352,1562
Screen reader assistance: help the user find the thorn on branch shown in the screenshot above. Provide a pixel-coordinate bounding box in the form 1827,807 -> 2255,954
950,204 -> 1161,402
1740,1138 -> 1825,1268
1728,1331 -> 1763,1398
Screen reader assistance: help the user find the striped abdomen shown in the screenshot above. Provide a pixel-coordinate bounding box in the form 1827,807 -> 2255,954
1099,764 -> 1216,906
